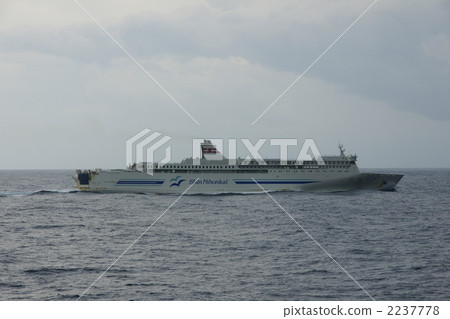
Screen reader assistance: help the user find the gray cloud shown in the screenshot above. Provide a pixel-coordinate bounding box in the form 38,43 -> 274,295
1,0 -> 449,169
108,1 -> 450,120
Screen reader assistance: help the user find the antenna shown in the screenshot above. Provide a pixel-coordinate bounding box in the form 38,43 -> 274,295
338,143 -> 346,157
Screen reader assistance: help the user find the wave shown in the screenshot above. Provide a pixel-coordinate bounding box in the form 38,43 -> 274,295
30,189 -> 79,195
32,224 -> 85,230
153,190 -> 278,196
190,191 -> 268,196
0,189 -> 79,197
23,266 -> 99,275
0,282 -> 26,289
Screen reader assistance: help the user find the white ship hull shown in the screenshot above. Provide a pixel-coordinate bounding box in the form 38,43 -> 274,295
75,168 -> 402,194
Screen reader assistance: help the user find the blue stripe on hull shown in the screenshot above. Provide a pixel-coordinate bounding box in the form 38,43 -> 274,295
117,180 -> 164,185
233,180 -> 318,184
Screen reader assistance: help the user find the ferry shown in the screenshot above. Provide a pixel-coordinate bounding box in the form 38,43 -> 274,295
75,140 -> 403,194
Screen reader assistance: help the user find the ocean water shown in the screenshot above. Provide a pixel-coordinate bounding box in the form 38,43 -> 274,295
0,169 -> 449,301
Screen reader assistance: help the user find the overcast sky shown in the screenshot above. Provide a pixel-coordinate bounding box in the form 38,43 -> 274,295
1,0 -> 449,169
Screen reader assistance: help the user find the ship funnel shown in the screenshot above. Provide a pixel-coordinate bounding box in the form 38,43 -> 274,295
201,140 -> 224,160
